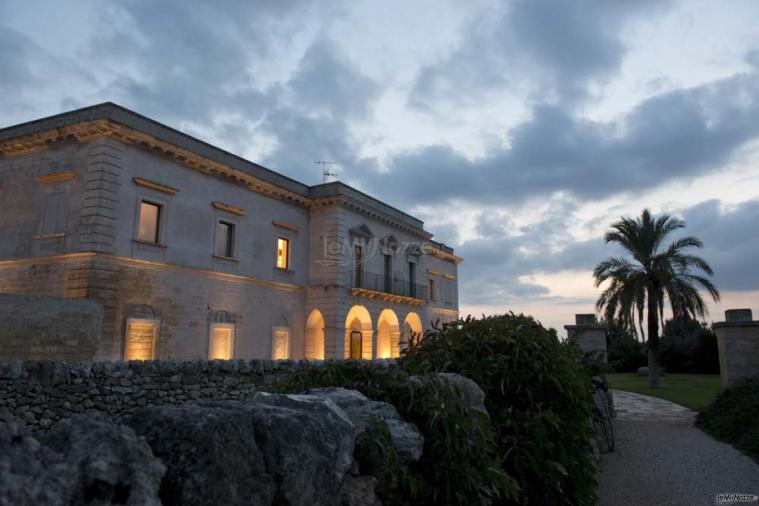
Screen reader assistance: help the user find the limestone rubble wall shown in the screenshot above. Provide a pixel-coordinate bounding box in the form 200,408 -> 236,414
0,359 -> 379,431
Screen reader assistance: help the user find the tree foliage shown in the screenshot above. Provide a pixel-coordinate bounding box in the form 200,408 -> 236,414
594,209 -> 719,386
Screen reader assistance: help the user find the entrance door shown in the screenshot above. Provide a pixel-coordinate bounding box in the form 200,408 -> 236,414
350,330 -> 363,359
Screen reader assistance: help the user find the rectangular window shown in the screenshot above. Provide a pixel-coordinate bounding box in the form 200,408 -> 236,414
215,221 -> 235,258
209,323 -> 235,360
384,254 -> 392,292
408,262 -> 416,297
124,318 -> 158,361
354,245 -> 364,286
41,192 -> 66,235
276,237 -> 290,269
138,201 -> 161,243
272,327 -> 290,360
429,278 -> 436,301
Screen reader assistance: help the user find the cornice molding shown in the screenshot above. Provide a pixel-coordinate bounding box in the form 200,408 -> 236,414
0,119 -> 311,207
425,244 -> 464,264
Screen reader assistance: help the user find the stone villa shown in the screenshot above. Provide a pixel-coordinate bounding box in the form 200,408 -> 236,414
0,103 -> 460,362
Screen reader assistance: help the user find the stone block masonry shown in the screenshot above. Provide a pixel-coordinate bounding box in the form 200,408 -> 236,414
0,293 -> 103,362
0,359 -> 342,431
713,308 -> 759,387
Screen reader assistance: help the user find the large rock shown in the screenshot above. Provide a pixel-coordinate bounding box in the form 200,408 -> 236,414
127,403 -> 275,506
308,387 -> 424,463
340,475 -> 382,506
0,417 -> 164,506
0,422 -> 74,506
436,373 -> 488,415
43,415 -> 165,506
248,392 -> 358,504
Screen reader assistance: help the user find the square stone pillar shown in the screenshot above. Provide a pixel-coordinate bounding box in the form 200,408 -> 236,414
713,309 -> 759,388
564,314 -> 607,361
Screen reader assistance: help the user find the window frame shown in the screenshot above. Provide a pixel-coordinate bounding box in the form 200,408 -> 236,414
275,236 -> 291,270
271,326 -> 291,360
135,199 -> 164,245
39,190 -> 67,236
208,322 -> 236,360
214,219 -> 237,259
428,278 -> 436,301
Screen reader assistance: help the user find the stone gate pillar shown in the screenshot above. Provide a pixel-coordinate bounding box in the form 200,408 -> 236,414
564,314 -> 607,361
713,309 -> 759,388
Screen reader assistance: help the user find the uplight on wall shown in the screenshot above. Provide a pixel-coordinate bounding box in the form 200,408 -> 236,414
209,323 -> 235,360
124,318 -> 158,360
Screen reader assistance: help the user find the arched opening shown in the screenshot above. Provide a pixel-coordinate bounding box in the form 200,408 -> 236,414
377,309 -> 400,359
344,305 -> 372,359
402,312 -> 423,352
305,309 -> 325,360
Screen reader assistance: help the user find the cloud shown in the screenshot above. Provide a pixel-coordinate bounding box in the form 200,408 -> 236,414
681,199 -> 759,292
409,0 -> 668,108
362,70 -> 759,209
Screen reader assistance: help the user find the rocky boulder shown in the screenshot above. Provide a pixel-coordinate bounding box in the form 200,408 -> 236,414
0,417 -> 164,506
436,373 -> 488,415
308,387 -> 424,463
0,422 -> 74,506
248,392 -> 358,504
43,415 -> 165,506
127,403 -> 275,506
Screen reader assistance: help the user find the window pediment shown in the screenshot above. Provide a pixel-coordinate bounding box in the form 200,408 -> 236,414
349,224 -> 374,240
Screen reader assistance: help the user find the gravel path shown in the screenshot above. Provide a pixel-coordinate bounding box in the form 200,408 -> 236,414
598,389 -> 759,506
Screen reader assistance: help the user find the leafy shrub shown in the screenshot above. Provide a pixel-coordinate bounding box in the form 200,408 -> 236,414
605,323 -> 647,373
697,375 -> 759,462
660,318 -> 720,374
400,314 -> 597,506
267,360 -> 515,505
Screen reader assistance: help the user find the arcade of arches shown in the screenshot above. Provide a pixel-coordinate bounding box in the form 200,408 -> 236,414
304,306 -> 424,360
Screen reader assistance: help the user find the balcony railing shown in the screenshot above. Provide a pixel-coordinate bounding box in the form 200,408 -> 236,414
352,270 -> 428,300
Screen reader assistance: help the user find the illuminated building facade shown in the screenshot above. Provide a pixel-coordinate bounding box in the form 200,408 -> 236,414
0,103 -> 460,361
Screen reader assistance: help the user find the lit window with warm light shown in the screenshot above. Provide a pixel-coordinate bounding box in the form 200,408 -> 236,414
138,201 -> 161,243
276,237 -> 290,269
124,318 -> 157,361
272,327 -> 290,360
209,323 -> 234,360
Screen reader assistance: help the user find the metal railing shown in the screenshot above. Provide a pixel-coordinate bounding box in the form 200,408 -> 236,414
352,270 -> 428,300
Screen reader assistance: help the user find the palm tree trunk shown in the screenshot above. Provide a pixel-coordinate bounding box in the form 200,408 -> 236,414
647,288 -> 661,388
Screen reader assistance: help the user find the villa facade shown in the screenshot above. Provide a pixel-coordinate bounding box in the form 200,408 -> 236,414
0,103 -> 460,362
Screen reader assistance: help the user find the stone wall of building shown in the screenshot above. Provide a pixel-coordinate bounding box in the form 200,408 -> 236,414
0,293 -> 103,362
0,359 -> 329,431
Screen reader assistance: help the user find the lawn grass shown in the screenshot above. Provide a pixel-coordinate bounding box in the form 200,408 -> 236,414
607,372 -> 722,411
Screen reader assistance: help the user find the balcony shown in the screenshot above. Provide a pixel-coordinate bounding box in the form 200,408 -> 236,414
351,271 -> 428,306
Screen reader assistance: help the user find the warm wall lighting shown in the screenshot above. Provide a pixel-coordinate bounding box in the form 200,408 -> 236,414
272,328 -> 290,360
125,318 -> 157,360
209,323 -> 234,360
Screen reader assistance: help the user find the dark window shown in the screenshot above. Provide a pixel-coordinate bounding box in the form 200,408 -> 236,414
429,279 -> 436,301
384,254 -> 392,292
41,192 -> 66,235
215,221 -> 235,257
354,245 -> 364,285
408,262 -> 416,297
138,201 -> 161,243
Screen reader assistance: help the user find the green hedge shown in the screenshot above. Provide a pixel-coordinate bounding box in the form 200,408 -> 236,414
401,314 -> 597,505
697,375 -> 759,461
270,313 -> 598,505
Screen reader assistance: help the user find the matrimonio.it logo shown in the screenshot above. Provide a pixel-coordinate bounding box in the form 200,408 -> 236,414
715,493 -> 759,505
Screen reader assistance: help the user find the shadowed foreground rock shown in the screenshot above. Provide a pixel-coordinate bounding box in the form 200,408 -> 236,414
127,403 -> 275,506
308,387 -> 424,463
130,392 -> 358,506
0,417 -> 164,505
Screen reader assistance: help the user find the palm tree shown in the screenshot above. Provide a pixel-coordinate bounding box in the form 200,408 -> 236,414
593,209 -> 720,388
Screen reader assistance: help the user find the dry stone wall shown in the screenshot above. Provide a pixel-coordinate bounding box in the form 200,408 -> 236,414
0,359 -> 359,431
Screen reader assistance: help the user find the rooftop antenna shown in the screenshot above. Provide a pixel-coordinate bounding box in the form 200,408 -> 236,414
315,161 -> 337,184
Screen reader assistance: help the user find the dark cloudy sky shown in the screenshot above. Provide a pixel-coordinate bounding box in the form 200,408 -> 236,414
3,0 -> 759,332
